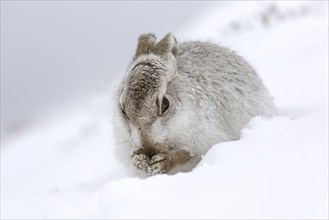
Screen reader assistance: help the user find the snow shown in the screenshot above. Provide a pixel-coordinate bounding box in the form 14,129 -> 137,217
1,1 -> 328,219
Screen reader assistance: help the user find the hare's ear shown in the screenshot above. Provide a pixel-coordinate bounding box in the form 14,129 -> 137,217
134,33 -> 156,60
154,33 -> 178,58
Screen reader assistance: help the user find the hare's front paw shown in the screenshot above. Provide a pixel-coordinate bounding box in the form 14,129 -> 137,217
131,150 -> 151,173
148,154 -> 169,175
131,149 -> 171,176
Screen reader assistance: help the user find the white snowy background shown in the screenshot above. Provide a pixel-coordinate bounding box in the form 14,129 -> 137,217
1,1 -> 328,219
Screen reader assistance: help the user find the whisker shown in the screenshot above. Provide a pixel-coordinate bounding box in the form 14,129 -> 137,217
109,140 -> 129,146
88,140 -> 129,152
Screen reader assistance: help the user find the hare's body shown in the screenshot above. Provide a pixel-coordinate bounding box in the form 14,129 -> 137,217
114,33 -> 275,176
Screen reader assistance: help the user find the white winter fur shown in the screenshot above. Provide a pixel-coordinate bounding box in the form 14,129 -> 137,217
113,33 -> 276,175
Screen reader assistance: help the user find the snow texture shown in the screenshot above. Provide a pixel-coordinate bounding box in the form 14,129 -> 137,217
1,1 -> 328,219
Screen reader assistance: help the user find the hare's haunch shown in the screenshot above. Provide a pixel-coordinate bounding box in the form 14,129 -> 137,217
115,33 -> 275,175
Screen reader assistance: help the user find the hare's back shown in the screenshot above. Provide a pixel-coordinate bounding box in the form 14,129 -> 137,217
177,41 -> 257,80
176,41 -> 275,135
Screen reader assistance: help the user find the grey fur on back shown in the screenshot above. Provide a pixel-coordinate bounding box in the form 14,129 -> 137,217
114,33 -> 276,175
176,41 -> 275,140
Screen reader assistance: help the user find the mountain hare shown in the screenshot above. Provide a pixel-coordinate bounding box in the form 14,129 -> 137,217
114,33 -> 275,176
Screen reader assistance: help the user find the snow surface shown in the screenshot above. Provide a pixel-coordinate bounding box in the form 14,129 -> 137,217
1,1 -> 328,219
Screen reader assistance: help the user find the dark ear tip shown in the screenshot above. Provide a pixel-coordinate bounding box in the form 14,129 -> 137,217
139,33 -> 156,43
134,33 -> 157,60
153,33 -> 178,58
164,33 -> 177,43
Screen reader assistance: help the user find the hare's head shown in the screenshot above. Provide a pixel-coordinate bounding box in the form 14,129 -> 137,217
119,33 -> 179,153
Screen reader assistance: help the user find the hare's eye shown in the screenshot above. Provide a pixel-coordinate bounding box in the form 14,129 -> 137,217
161,96 -> 170,115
